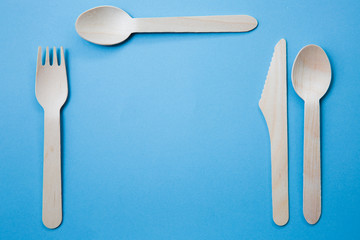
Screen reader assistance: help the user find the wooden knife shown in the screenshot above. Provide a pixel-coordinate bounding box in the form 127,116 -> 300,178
259,39 -> 289,226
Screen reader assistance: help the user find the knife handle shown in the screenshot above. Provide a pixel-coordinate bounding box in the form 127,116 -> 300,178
270,128 -> 289,226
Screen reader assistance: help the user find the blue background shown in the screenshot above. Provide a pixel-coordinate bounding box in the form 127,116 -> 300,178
0,0 -> 359,239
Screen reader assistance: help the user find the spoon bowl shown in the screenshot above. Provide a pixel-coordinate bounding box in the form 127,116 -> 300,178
292,45 -> 331,100
76,6 -> 133,45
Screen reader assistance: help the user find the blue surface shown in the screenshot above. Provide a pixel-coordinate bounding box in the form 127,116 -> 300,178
0,0 -> 359,239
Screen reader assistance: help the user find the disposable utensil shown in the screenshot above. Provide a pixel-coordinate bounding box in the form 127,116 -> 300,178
35,47 -> 68,229
75,6 -> 258,45
259,39 -> 289,226
292,44 -> 331,224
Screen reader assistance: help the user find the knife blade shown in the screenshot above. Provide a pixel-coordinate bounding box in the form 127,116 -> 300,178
259,39 -> 289,226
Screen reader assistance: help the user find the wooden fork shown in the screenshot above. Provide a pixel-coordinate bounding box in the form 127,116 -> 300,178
35,47 -> 68,229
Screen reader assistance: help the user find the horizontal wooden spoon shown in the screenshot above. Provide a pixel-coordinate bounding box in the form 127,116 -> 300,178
75,6 -> 258,45
292,44 -> 331,224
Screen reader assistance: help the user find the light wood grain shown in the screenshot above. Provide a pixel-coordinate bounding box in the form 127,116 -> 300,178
43,110 -> 62,229
75,6 -> 258,45
303,100 -> 321,224
292,44 -> 331,225
259,39 -> 289,226
35,47 -> 68,229
133,15 -> 257,32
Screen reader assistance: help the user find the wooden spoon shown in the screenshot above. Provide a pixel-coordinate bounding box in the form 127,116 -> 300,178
292,45 -> 331,224
75,6 -> 258,45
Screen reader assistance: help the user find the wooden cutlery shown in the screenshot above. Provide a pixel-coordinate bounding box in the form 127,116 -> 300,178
35,47 -> 68,229
75,6 -> 258,45
259,39 -> 289,226
292,45 -> 331,224
260,42 -> 331,225
29,6 -> 333,228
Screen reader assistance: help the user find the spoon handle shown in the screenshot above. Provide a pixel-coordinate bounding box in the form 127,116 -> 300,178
303,100 -> 321,224
133,15 -> 257,33
42,109 -> 62,229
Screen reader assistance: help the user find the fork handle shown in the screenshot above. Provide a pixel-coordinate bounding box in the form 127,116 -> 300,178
42,109 -> 62,229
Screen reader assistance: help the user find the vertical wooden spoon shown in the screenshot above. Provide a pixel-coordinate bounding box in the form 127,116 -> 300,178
292,45 -> 331,224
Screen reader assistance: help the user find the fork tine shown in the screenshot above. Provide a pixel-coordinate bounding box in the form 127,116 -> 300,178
45,47 -> 50,65
60,47 -> 65,67
37,46 -> 42,67
53,47 -> 58,66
